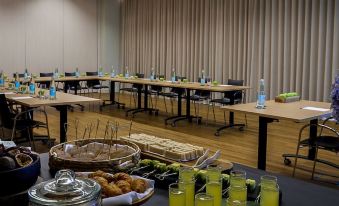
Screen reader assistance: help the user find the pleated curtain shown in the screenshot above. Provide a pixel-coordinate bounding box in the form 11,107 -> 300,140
121,0 -> 339,102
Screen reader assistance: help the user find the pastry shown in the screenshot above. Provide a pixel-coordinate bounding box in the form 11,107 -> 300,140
103,183 -> 123,197
131,179 -> 147,193
113,172 -> 133,185
116,180 -> 131,193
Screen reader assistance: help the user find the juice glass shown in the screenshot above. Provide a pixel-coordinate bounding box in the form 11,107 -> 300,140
260,175 -> 277,190
179,178 -> 195,206
169,183 -> 186,206
179,167 -> 195,182
260,184 -> 279,206
230,170 -> 246,187
195,193 -> 214,206
225,199 -> 247,206
228,185 -> 247,202
206,166 -> 222,182
206,177 -> 222,206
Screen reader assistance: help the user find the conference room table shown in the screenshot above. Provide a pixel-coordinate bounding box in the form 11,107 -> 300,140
36,153 -> 339,206
33,75 -> 250,126
3,89 -> 100,143
221,100 -> 332,170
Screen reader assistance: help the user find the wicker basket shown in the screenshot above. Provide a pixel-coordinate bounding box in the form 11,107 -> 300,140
49,139 -> 140,173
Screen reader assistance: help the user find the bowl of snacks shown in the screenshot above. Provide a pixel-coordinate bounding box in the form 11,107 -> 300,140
0,146 -> 41,195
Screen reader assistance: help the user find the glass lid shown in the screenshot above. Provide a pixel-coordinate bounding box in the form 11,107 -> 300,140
28,169 -> 101,205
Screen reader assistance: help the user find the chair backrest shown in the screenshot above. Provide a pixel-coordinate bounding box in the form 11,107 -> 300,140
135,73 -> 144,78
13,73 -> 25,78
198,77 -> 211,84
224,79 -> 244,101
39,72 -> 53,77
86,72 -> 100,87
195,77 -> 211,97
65,72 -> 76,77
0,94 -> 13,128
151,75 -> 165,91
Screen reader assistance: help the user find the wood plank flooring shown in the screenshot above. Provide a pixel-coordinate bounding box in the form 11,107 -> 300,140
16,91 -> 339,187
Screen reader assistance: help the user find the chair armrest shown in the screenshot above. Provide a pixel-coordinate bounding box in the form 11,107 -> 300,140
299,123 -> 339,142
13,108 -> 48,121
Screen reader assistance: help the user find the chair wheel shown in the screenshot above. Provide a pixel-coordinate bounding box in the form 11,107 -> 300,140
284,158 -> 292,166
215,132 -> 220,136
239,126 -> 244,131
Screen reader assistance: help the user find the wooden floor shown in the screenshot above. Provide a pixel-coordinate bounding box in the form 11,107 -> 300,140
18,91 -> 339,187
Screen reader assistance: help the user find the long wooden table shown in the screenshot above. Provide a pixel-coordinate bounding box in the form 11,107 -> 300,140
4,90 -> 100,143
221,100 -> 332,170
33,76 -> 250,126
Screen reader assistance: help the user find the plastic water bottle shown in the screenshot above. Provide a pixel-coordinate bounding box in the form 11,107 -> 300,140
29,75 -> 35,95
0,71 -> 4,87
125,66 -> 129,78
171,68 -> 176,83
111,66 -> 115,78
200,69 -> 205,85
14,72 -> 20,91
75,67 -> 80,78
256,79 -> 266,109
24,68 -> 29,79
98,67 -> 103,77
49,77 -> 56,100
54,67 -> 59,79
150,67 -> 155,80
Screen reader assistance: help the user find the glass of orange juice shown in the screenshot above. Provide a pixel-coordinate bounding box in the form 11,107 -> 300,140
169,183 -> 186,206
206,166 -> 222,182
179,177 -> 195,206
225,199 -> 247,206
179,167 -> 195,182
206,177 -> 222,206
230,170 -> 246,187
228,185 -> 247,202
260,184 -> 279,206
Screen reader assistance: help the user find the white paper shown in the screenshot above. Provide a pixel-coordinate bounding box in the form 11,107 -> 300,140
11,96 -> 33,100
219,84 -> 232,87
0,92 -> 15,94
302,107 -> 330,112
77,172 -> 155,206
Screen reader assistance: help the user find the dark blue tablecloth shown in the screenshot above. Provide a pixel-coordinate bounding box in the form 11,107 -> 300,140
40,154 -> 339,206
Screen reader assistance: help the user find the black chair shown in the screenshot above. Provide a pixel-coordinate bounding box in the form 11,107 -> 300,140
0,94 -> 52,150
191,77 -> 211,124
64,72 -> 86,111
293,117 -> 339,179
147,75 -> 165,110
159,76 -> 186,114
39,72 -> 54,88
13,73 -> 25,78
86,72 -> 109,99
207,79 -> 247,125
119,73 -> 145,108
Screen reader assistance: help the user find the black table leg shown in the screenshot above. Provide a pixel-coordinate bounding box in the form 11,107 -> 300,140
258,116 -> 275,170
100,81 -> 125,111
58,105 -> 68,143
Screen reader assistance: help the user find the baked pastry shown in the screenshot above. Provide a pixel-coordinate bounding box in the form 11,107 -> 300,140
88,170 -> 105,178
92,176 -> 108,187
113,172 -> 133,185
131,179 -> 147,193
116,180 -> 132,193
103,183 -> 123,197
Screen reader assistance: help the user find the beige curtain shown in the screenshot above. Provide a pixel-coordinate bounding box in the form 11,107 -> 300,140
121,0 -> 339,102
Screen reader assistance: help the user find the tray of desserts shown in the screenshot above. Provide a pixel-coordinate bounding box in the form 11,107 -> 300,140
120,133 -> 205,162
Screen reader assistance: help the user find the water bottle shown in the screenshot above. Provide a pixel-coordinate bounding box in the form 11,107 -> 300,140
98,67 -> 103,77
111,66 -> 115,78
24,68 -> 28,79
0,71 -> 4,87
75,67 -> 80,78
54,67 -> 59,79
14,72 -> 20,91
256,79 -> 266,109
200,69 -> 205,85
29,75 -> 35,95
49,77 -> 56,100
125,66 -> 129,78
150,67 -> 155,80
171,68 -> 176,83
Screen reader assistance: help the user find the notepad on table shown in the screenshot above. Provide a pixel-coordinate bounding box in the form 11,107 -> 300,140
302,107 -> 330,112
11,96 -> 33,100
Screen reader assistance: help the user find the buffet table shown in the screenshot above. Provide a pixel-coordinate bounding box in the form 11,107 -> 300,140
39,153 -> 339,206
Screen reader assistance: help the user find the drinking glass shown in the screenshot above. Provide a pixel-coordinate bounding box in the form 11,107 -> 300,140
179,178 -> 195,206
195,193 -> 214,206
169,183 -> 186,206
179,167 -> 195,182
260,185 -> 279,206
230,170 -> 246,187
228,185 -> 247,202
206,177 -> 222,206
260,175 -> 277,189
225,199 -> 247,206
206,166 -> 222,182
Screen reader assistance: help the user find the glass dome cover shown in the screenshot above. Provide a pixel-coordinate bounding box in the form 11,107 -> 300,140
28,169 -> 101,205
